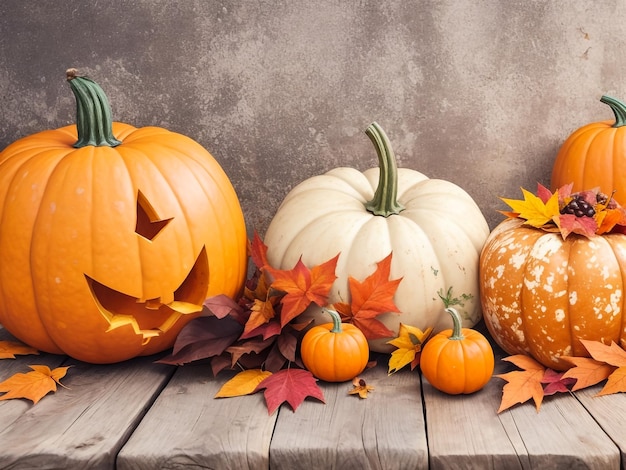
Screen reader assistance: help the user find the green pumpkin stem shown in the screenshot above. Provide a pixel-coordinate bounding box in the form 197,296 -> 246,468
66,68 -> 121,148
364,122 -> 405,217
323,308 -> 344,333
445,307 -> 465,341
600,95 -> 626,128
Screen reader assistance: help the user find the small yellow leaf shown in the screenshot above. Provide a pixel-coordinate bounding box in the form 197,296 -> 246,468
0,365 -> 70,404
348,377 -> 374,399
0,340 -> 39,359
215,369 -> 272,398
386,323 -> 432,374
501,188 -> 560,227
388,348 -> 416,375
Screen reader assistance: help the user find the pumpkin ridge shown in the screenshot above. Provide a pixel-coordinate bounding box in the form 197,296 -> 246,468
115,143 -> 196,298
605,236 -> 626,345
584,127 -> 616,191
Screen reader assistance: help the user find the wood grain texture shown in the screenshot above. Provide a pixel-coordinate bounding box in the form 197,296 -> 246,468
0,327 -> 68,435
425,341 -> 620,470
572,385 -> 626,468
506,391 -> 619,470
0,340 -> 173,470
424,375 -> 527,470
270,360 -> 427,470
118,364 -> 277,470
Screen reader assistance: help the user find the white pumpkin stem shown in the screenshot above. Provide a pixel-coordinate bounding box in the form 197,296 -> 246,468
66,68 -> 121,148
364,122 -> 405,217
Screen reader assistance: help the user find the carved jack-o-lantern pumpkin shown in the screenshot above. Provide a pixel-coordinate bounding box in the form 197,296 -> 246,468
0,70 -> 247,363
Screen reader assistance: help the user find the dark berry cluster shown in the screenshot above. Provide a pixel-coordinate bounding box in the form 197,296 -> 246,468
561,195 -> 596,218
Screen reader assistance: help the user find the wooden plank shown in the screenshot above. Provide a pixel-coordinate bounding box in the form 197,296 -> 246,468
0,327 -> 69,429
574,385 -> 626,467
506,389 -> 619,469
118,365 -> 277,470
0,341 -> 173,470
424,375 -> 528,470
269,360 -> 427,470
424,344 -> 620,470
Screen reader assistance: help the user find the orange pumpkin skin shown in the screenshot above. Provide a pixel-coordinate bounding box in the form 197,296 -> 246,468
551,95 -> 626,206
480,218 -> 626,370
420,308 -> 494,394
0,74 -> 247,363
300,309 -> 369,382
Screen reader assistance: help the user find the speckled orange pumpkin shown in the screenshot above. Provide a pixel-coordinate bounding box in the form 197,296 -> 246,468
480,218 -> 626,370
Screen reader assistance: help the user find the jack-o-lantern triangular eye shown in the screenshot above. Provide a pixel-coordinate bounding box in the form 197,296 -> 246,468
135,191 -> 173,240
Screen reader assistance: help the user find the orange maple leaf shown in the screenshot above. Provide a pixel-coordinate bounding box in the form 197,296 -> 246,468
349,253 -> 402,318
265,254 -> 339,326
580,339 -> 626,367
576,339 -> 626,396
0,365 -> 71,404
336,253 -> 401,340
0,340 -> 39,359
243,298 -> 277,337
495,355 -> 545,413
561,355 -> 615,391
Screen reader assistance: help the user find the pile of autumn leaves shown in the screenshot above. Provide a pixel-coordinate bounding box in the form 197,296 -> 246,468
155,233 -> 429,413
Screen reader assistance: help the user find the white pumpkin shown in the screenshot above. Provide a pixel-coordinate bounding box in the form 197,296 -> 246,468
264,123 -> 489,351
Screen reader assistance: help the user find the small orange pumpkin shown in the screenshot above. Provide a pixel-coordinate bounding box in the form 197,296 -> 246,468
300,308 -> 369,382
0,69 -> 247,363
420,306 -> 494,394
551,95 -> 626,206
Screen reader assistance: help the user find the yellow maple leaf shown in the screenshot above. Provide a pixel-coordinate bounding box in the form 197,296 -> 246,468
0,340 -> 39,359
387,323 -> 433,374
215,369 -> 273,398
0,365 -> 70,404
501,188 -> 560,228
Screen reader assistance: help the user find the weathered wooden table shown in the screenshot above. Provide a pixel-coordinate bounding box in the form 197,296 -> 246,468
1,323 -> 624,469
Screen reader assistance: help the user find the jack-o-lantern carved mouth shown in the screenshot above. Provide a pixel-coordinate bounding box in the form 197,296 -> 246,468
86,246 -> 208,344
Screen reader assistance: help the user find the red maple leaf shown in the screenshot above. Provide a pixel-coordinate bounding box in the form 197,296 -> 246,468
254,368 -> 325,414
249,231 -> 269,269
265,254 -> 339,326
536,182 -> 554,203
540,368 -> 577,396
337,253 -> 400,340
557,213 -> 598,239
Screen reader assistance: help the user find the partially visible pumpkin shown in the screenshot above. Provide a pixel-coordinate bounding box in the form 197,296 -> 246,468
264,123 -> 490,351
420,306 -> 494,394
551,95 -> 626,206
0,69 -> 247,363
300,308 -> 369,382
480,217 -> 626,370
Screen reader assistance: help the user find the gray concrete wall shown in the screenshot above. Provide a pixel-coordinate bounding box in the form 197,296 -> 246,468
1,1 -> 625,235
